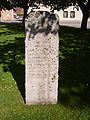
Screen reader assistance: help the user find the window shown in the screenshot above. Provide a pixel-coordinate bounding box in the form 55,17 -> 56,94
70,11 -> 75,18
63,11 -> 68,18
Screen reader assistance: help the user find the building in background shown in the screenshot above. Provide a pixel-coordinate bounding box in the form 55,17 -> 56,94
0,7 -> 23,21
0,9 -> 14,21
55,6 -> 82,21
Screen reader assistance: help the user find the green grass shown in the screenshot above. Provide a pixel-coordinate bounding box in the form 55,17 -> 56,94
0,23 -> 90,120
59,27 -> 90,107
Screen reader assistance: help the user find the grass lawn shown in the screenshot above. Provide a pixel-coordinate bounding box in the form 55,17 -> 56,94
0,23 -> 90,120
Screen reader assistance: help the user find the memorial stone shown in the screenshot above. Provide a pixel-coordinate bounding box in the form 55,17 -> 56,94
25,11 -> 59,104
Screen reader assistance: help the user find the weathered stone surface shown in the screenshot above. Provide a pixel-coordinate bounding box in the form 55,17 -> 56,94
25,11 -> 59,105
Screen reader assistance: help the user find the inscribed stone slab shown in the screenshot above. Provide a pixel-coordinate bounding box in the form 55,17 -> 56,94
25,11 -> 59,104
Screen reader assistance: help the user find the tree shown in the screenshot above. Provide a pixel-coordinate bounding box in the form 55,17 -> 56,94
31,0 -> 90,30
8,0 -> 29,22
0,0 -> 12,9
0,0 -> 70,22
41,0 -> 90,30
1,0 -> 90,29
2,0 -> 40,22
76,0 -> 90,30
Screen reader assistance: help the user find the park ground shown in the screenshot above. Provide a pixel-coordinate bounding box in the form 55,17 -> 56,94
0,23 -> 90,120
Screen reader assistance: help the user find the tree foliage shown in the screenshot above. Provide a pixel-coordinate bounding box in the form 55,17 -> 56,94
32,0 -> 90,29
0,0 -> 12,9
0,0 -> 90,29
75,0 -> 90,29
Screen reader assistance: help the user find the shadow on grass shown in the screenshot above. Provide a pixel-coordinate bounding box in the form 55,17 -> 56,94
1,37 -> 25,101
0,23 -> 25,101
9,62 -> 25,102
0,23 -> 24,36
58,26 -> 90,108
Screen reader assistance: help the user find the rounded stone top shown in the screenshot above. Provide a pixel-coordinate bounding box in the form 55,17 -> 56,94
25,11 -> 59,38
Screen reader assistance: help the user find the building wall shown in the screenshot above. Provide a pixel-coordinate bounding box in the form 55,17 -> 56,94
55,6 -> 82,21
1,9 -> 14,21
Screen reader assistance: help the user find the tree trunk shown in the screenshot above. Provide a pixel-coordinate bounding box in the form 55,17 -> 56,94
22,6 -> 28,23
81,10 -> 89,30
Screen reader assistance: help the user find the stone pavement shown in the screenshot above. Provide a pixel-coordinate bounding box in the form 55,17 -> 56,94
60,20 -> 90,29
0,20 -> 22,24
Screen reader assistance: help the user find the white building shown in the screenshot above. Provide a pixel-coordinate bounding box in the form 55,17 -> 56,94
28,5 -> 83,22
55,6 -> 82,21
0,9 -> 14,21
